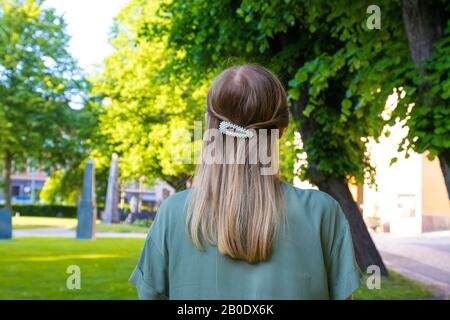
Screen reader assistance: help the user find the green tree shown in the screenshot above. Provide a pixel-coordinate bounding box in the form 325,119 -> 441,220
92,0 -> 206,191
144,0 -> 422,274
0,0 -> 91,210
38,100 -> 100,206
399,0 -> 450,198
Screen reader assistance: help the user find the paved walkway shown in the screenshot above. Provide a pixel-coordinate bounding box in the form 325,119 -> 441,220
13,227 -> 147,238
372,231 -> 450,299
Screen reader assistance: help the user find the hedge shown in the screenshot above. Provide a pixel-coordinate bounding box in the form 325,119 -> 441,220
5,205 -> 105,218
10,205 -> 78,218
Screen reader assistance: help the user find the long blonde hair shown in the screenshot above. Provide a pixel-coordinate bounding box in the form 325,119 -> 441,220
186,64 -> 290,263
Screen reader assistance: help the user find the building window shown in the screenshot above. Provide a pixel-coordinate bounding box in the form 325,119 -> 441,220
12,186 -> 21,197
397,194 -> 416,217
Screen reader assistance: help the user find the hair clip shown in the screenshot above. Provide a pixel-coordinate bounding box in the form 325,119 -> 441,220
219,120 -> 254,139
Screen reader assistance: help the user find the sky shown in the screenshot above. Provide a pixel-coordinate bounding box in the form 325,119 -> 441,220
44,0 -> 129,75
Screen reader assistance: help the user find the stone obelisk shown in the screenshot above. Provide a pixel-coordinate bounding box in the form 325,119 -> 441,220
0,207 -> 12,240
103,153 -> 119,224
76,160 -> 97,240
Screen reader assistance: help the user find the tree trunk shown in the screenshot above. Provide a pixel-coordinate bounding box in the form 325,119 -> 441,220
402,0 -> 450,198
402,0 -> 446,71
4,151 -> 12,212
312,173 -> 388,276
290,96 -> 388,276
438,149 -> 450,199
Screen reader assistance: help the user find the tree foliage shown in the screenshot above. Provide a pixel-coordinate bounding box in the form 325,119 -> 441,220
92,0 -> 207,190
0,0 -> 93,206
151,0 -> 411,187
395,20 -> 450,159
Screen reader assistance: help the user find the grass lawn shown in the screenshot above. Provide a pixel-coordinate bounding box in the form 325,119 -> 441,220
0,237 -> 144,299
95,223 -> 150,234
0,237 -> 434,300
353,271 -> 434,300
12,216 -> 78,229
12,216 -> 150,234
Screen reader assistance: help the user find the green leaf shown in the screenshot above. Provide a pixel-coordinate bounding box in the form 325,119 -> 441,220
302,104 -> 315,117
295,70 -> 308,83
288,87 -> 300,100
389,157 -> 398,166
341,99 -> 352,114
246,41 -> 253,53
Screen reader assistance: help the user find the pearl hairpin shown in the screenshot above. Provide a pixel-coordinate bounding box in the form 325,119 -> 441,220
219,120 -> 254,139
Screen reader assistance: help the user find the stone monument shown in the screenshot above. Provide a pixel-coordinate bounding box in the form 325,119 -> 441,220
0,207 -> 12,240
103,153 -> 119,224
76,160 -> 97,240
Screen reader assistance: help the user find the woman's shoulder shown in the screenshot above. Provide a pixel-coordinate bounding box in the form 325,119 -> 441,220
281,181 -> 345,225
281,181 -> 339,209
158,188 -> 191,214
150,189 -> 191,233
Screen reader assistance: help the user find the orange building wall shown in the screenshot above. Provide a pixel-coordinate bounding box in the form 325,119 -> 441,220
421,154 -> 450,231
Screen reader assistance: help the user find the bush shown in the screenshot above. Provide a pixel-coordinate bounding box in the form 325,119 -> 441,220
131,219 -> 152,228
8,204 -> 104,218
10,205 -> 78,218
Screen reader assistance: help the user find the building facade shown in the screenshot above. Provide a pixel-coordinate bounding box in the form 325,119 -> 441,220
359,124 -> 450,235
0,168 -> 47,205
121,180 -> 175,211
0,165 -> 175,209
293,122 -> 450,235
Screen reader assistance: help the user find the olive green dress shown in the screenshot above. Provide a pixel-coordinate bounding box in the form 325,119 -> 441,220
129,181 -> 361,300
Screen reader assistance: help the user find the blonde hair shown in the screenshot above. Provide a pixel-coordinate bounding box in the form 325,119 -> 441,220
186,64 -> 290,263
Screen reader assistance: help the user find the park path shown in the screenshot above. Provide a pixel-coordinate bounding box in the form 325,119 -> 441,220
13,227 -> 147,239
372,231 -> 450,299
